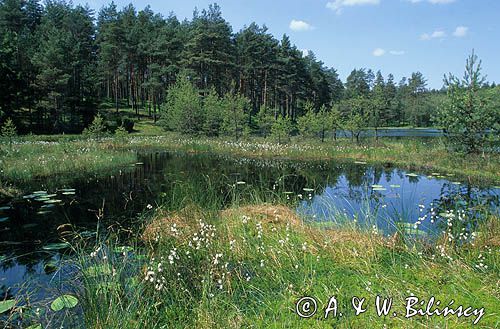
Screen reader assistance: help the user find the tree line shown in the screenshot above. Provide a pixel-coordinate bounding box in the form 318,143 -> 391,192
0,0 -> 499,149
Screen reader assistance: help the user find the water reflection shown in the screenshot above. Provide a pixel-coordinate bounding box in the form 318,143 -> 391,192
0,152 -> 498,301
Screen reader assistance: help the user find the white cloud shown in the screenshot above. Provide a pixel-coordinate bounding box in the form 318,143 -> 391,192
420,30 -> 446,40
389,50 -> 406,55
453,26 -> 468,37
326,0 -> 380,14
372,48 -> 386,56
289,20 -> 314,32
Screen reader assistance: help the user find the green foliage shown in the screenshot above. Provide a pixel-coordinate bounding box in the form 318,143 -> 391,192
50,295 -> 79,312
161,76 -> 203,135
202,88 -> 223,136
115,124 -> 129,139
271,116 -> 294,143
254,106 -> 275,137
116,117 -> 135,133
436,52 -> 498,153
220,93 -> 249,140
83,114 -> 106,140
328,105 -> 343,140
0,299 -> 15,314
1,118 -> 17,146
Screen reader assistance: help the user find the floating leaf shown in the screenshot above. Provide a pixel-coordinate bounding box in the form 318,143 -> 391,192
40,204 -> 55,209
44,260 -> 58,274
390,184 -> 401,188
405,173 -> 418,177
50,295 -> 78,312
371,185 -> 384,188
354,161 -> 367,165
135,162 -> 144,166
62,191 -> 76,195
58,188 -> 75,193
372,187 -> 387,191
32,191 -> 48,195
42,242 -> 70,251
0,217 -> 9,223
35,197 -> 50,202
0,206 -> 11,211
452,182 -> 461,185
0,300 -> 15,314
44,199 -> 62,204
303,188 -> 314,192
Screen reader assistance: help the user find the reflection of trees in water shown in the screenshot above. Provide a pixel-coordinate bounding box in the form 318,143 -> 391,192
1,152 -> 498,275
429,182 -> 499,234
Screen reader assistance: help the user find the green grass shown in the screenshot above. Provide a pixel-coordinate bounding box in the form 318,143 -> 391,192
0,138 -> 137,196
69,201 -> 499,328
2,129 -> 499,200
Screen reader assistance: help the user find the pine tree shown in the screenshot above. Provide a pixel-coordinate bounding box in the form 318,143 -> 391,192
1,118 -> 17,147
271,116 -> 293,144
161,75 -> 203,135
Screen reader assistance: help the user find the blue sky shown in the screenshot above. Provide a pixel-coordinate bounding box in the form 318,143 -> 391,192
76,0 -> 500,89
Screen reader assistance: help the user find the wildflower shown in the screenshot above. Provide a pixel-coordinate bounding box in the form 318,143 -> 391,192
147,204 -> 153,210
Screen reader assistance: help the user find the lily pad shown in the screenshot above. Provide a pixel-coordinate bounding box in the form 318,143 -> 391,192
451,182 -> 461,185
50,295 -> 78,312
35,197 -> 51,202
0,206 -> 11,211
354,161 -> 367,165
405,173 -> 418,177
58,188 -> 75,193
371,185 -> 384,188
0,300 -> 15,314
32,191 -> 48,195
372,187 -> 387,191
62,191 -> 76,195
0,217 -> 9,223
40,204 -> 55,209
390,184 -> 401,188
42,242 -> 70,251
303,188 -> 315,192
44,260 -> 58,274
44,199 -> 62,204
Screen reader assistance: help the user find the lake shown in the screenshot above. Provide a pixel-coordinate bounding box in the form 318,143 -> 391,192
0,151 -> 499,306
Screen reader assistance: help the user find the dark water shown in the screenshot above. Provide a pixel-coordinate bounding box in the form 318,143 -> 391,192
0,152 -> 499,309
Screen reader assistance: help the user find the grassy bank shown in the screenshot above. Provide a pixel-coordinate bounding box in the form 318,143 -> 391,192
64,203 -> 499,328
1,133 -> 499,199
0,138 -> 137,197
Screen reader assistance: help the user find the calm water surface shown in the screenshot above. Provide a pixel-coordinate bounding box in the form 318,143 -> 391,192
0,152 -> 499,307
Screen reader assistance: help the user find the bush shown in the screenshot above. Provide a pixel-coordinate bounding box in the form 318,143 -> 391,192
116,117 -> 135,133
